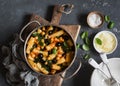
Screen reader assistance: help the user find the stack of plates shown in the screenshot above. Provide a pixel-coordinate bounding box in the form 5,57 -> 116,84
91,58 -> 120,86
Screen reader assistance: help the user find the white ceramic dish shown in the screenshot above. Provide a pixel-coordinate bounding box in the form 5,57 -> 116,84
90,58 -> 120,86
93,31 -> 118,54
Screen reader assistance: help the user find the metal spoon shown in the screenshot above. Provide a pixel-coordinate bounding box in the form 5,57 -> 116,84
88,58 -> 110,79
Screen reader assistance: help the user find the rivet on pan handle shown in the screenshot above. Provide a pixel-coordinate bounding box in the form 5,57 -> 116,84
19,20 -> 41,42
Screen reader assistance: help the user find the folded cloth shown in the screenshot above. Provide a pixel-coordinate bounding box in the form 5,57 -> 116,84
0,34 -> 39,86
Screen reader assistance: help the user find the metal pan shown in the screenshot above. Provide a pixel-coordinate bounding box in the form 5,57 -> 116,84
19,20 -> 82,80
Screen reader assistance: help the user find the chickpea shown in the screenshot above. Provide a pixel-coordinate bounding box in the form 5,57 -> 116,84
37,29 -> 42,33
42,27 -> 45,31
41,32 -> 45,36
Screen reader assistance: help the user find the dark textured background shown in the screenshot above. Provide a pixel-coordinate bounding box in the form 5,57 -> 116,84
0,0 -> 120,86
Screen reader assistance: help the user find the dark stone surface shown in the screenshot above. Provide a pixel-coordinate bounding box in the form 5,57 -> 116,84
0,0 -> 120,86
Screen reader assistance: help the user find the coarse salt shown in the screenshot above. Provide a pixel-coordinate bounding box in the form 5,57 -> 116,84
88,13 -> 102,27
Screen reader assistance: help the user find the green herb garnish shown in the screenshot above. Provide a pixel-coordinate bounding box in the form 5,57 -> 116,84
105,15 -> 110,23
83,54 -> 90,60
108,21 -> 115,29
95,38 -> 102,45
82,44 -> 90,51
81,31 -> 88,39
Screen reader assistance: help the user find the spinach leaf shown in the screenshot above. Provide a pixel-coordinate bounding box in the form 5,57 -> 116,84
81,31 -> 88,39
62,42 -> 70,53
76,43 -> 80,49
83,54 -> 90,60
85,37 -> 90,45
63,42 -> 68,47
108,21 -> 115,29
38,34 -> 43,42
37,34 -> 44,46
39,41 -> 44,46
42,64 -> 51,72
52,48 -> 57,54
82,44 -> 90,51
32,32 -> 39,37
105,15 -> 110,23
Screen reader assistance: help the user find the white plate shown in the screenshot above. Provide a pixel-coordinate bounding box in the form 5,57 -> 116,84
90,58 -> 120,86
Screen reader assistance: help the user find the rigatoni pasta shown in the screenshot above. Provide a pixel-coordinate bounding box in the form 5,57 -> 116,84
26,26 -> 75,75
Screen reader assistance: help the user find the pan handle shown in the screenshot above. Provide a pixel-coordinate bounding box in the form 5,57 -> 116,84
59,57 -> 82,80
19,20 -> 41,42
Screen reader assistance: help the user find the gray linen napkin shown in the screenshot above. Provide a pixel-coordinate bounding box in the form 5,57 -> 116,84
0,34 -> 39,86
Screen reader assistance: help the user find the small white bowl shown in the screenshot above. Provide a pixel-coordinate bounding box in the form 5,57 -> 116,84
87,11 -> 104,29
93,31 -> 118,54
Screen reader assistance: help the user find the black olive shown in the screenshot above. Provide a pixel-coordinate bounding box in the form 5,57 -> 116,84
48,50 -> 52,55
63,35 -> 69,40
45,39 -> 51,45
56,42 -> 61,46
34,57 -> 40,63
48,30 -> 53,35
38,53 -> 43,58
52,59 -> 57,64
